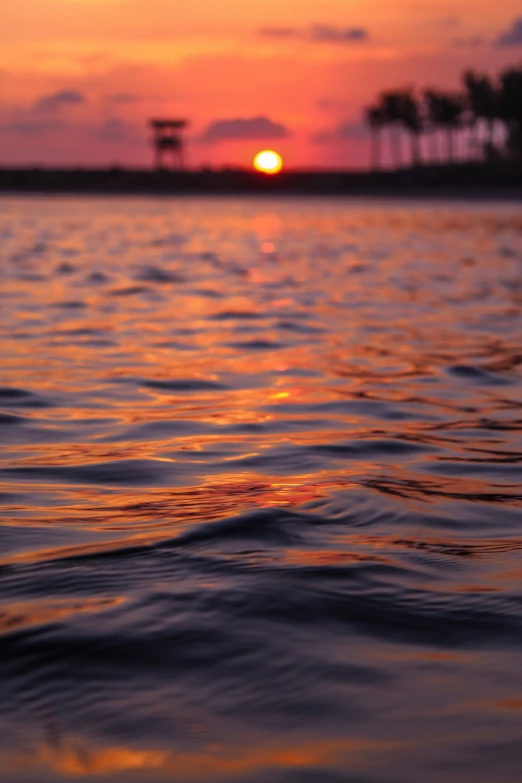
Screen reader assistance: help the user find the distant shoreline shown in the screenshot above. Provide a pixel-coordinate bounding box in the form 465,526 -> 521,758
1,163 -> 522,199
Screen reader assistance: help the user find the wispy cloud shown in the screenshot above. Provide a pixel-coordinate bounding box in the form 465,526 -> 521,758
258,27 -> 297,38
496,17 -> 522,46
106,93 -> 141,104
33,90 -> 85,114
259,24 -> 369,44
94,118 -> 140,142
2,120 -> 65,136
312,121 -> 367,144
201,116 -> 290,143
453,36 -> 485,47
309,25 -> 368,43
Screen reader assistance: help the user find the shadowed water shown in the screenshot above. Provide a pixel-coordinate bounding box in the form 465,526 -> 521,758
0,195 -> 521,783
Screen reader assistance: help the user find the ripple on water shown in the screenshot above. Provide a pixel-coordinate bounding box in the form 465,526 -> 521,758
0,196 -> 521,783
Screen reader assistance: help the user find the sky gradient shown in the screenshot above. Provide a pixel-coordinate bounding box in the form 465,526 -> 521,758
2,0 -> 522,168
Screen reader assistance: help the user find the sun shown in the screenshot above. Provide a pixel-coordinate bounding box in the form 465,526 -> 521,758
253,150 -> 283,175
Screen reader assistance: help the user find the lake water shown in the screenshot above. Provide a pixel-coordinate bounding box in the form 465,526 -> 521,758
1,195 -> 521,783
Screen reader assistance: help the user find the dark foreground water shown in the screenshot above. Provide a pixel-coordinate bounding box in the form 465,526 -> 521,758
1,195 -> 521,783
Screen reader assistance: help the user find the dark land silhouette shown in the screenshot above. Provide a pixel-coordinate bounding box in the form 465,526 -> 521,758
1,162 -> 521,197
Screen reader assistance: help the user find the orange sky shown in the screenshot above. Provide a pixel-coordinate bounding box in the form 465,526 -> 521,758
2,0 -> 522,168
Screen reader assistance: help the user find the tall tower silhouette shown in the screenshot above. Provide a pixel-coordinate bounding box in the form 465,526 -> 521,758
149,119 -> 188,170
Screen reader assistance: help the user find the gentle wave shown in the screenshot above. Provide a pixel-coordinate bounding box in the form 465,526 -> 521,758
0,195 -> 521,783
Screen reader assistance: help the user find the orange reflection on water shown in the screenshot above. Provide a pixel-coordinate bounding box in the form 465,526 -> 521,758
0,597 -> 126,633
40,743 -> 167,776
6,735 -> 404,780
1,198 -> 521,783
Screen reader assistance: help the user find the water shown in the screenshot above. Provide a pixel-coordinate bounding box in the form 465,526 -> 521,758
1,195 -> 521,783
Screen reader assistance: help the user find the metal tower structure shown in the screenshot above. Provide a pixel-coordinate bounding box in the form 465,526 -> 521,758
149,119 -> 188,170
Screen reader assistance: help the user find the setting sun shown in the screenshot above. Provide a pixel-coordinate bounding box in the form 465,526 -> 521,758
253,150 -> 283,175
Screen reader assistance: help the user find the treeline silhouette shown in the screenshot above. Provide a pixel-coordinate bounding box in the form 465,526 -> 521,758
365,65 -> 522,169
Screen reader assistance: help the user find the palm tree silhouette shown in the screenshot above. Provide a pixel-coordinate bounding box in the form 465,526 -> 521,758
499,67 -> 522,160
395,89 -> 424,167
365,105 -> 387,170
424,90 -> 464,163
366,64 -> 522,167
463,70 -> 498,158
378,91 -> 406,169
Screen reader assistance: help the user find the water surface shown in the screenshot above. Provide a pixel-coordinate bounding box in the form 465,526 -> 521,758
1,195 -> 521,782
